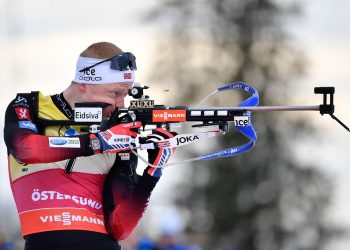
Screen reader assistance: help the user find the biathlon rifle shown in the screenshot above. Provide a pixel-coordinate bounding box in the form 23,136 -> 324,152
122,83 -> 349,167
46,82 -> 349,167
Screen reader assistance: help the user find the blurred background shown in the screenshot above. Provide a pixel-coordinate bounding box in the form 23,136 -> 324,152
0,0 -> 349,249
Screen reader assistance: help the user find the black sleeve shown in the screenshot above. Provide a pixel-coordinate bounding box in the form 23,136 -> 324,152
102,152 -> 160,241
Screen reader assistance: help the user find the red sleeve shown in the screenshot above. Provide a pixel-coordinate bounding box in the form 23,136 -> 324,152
4,95 -> 93,164
106,171 -> 158,240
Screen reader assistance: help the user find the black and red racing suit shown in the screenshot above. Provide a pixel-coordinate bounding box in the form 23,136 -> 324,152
4,91 -> 158,250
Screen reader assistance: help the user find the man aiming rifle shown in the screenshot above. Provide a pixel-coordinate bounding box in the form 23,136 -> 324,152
4,41 -> 176,250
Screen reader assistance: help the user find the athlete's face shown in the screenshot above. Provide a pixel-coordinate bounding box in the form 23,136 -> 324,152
82,83 -> 132,119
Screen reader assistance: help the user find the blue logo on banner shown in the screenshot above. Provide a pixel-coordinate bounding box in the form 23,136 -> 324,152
18,121 -> 38,133
50,138 -> 68,145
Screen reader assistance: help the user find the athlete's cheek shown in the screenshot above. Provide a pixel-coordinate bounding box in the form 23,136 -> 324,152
114,97 -> 125,109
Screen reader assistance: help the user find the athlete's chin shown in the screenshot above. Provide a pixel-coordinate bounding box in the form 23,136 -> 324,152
102,107 -> 115,120
103,113 -> 112,120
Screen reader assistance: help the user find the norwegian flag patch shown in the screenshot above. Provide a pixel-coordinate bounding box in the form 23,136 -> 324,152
157,140 -> 171,148
123,73 -> 132,80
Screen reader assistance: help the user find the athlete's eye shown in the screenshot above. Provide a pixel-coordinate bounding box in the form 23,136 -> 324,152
109,92 -> 120,98
114,92 -> 127,98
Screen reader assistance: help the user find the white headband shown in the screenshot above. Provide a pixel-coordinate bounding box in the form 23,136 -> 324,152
73,56 -> 135,84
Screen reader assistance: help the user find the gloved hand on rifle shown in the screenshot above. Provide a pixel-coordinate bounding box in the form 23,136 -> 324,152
90,122 -> 141,154
145,128 -> 177,178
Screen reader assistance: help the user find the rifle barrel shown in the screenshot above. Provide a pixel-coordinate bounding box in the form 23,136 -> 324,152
190,105 -> 320,112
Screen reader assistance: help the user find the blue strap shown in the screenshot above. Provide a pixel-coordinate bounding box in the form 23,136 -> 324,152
200,82 -> 259,160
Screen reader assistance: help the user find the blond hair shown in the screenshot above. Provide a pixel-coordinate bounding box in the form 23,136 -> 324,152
80,42 -> 123,59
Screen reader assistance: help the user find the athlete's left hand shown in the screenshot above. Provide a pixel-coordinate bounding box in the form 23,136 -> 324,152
145,128 -> 177,178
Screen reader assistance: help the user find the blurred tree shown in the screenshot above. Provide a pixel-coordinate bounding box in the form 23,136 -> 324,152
146,0 -> 336,250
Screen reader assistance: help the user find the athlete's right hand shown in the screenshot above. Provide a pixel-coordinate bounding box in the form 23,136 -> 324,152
91,122 -> 142,154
